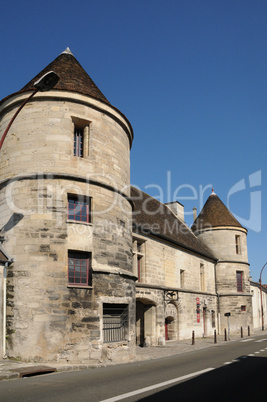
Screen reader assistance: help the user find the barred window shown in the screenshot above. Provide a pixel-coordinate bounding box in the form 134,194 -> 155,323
74,126 -> 84,157
103,304 -> 128,343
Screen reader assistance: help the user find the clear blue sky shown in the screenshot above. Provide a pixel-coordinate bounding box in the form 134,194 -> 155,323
1,0 -> 267,282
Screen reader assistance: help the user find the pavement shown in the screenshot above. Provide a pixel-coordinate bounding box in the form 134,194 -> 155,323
1,329 -> 267,382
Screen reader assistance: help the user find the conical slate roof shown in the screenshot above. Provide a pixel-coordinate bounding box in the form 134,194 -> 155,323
20,48 -> 110,104
191,190 -> 244,232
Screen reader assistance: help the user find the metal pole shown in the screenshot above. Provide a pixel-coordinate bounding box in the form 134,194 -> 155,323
259,262 -> 267,331
0,89 -> 38,152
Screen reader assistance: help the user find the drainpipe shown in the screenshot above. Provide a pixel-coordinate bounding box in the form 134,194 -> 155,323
214,261 -> 220,335
2,261 -> 8,358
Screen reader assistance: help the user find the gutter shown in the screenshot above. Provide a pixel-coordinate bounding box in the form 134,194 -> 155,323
2,258 -> 12,359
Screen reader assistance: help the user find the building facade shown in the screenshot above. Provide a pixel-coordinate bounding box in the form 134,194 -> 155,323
0,48 -> 259,363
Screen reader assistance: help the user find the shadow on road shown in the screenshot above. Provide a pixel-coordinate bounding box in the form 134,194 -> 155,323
139,356 -> 266,402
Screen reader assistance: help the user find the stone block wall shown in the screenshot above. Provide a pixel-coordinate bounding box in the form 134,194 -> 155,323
0,90 -> 135,362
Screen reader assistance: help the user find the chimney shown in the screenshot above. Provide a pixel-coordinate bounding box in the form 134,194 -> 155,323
165,201 -> 184,222
193,206 -> 197,222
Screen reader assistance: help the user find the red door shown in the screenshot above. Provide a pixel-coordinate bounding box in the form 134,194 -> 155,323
165,322 -> 168,340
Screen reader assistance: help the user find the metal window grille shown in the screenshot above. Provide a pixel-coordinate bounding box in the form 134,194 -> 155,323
68,196 -> 91,223
74,127 -> 84,157
103,304 -> 128,343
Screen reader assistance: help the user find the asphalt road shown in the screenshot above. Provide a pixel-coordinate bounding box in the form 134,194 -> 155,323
1,334 -> 267,402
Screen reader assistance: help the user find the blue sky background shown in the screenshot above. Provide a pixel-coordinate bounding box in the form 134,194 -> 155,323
1,0 -> 266,282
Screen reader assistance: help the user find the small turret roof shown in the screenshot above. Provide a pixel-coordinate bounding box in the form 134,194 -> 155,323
19,47 -> 110,104
191,189 -> 244,232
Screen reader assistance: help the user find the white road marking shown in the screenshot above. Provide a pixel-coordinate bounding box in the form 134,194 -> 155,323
240,338 -> 254,342
248,354 -> 254,356
255,351 -> 260,354
255,339 -> 267,343
223,362 -> 232,365
260,349 -> 265,352
99,368 -> 215,402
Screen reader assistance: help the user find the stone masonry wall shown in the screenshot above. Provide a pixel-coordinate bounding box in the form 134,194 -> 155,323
0,91 -> 134,362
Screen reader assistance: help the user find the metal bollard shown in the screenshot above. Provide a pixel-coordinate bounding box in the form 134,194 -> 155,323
248,325 -> 250,336
224,328 -> 227,341
241,326 -> 243,338
214,329 -> 217,344
192,330 -> 195,345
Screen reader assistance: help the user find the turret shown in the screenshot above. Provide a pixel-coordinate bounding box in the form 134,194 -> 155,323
0,49 -> 135,362
192,190 -> 252,334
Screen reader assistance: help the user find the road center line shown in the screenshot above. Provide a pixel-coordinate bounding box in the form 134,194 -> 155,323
99,368 -> 215,402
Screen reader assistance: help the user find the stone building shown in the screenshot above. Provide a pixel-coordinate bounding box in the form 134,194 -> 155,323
0,48 -> 135,363
0,48 -> 255,363
191,190 -> 253,334
250,281 -> 267,331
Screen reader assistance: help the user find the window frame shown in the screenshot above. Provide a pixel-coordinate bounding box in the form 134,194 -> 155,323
68,194 -> 91,223
235,235 -> 241,255
73,126 -> 84,157
133,237 -> 145,283
68,250 -> 92,287
200,263 -> 205,291
180,269 -> 185,288
236,271 -> 243,292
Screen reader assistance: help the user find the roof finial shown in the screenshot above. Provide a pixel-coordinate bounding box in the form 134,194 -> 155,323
211,188 -> 216,195
61,47 -> 73,56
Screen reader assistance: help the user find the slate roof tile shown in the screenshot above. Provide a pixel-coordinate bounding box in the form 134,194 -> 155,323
131,186 -> 216,260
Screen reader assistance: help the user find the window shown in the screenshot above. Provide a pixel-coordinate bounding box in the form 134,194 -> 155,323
103,304 -> 128,343
236,271 -> 243,292
200,263 -> 205,291
68,194 -> 91,223
72,118 -> 90,157
74,126 -> 84,157
180,269 -> 185,288
68,251 -> 91,286
241,305 -> 246,312
133,238 -> 145,282
235,235 -> 241,254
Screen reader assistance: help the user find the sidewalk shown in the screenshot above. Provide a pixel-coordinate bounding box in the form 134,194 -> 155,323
1,329 -> 267,382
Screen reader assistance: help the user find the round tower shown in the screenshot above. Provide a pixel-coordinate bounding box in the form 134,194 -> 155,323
192,190 -> 252,334
0,48 -> 135,362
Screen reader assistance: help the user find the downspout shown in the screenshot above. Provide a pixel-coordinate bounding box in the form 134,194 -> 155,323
214,261 -> 220,335
2,259 -> 12,358
2,261 -> 8,358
